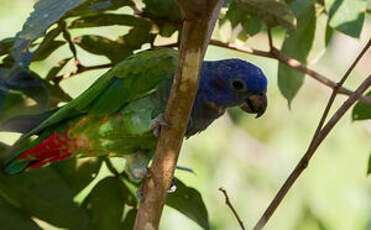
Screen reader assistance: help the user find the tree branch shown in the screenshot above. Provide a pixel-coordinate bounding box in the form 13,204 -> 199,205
219,187 -> 246,230
133,1 -> 223,229
208,40 -> 371,105
309,38 -> 371,139
53,63 -> 114,83
253,39 -> 371,230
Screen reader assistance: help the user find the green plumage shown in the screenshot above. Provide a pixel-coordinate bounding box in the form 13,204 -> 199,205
4,48 -> 178,179
27,48 -> 177,137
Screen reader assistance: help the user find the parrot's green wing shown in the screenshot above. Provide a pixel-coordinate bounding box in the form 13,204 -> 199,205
22,48 -> 178,140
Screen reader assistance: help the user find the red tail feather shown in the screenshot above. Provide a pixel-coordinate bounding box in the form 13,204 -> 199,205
20,132 -> 73,168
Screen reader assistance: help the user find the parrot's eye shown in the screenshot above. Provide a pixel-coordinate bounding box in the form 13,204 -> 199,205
231,79 -> 246,92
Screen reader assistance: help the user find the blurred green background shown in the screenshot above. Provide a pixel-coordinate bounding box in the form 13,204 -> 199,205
1,0 -> 370,229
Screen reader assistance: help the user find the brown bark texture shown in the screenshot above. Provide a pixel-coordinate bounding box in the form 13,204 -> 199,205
133,1 -> 223,230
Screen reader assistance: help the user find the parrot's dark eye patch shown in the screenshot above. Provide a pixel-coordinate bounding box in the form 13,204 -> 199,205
231,79 -> 246,92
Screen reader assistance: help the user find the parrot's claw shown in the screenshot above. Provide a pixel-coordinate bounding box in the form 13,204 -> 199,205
136,186 -> 144,200
136,177 -> 176,200
151,114 -> 171,137
168,177 -> 177,193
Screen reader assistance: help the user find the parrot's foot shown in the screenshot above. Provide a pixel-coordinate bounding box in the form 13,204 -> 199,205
136,177 -> 177,200
151,114 -> 171,137
124,153 -> 149,183
168,177 -> 177,193
136,186 -> 144,200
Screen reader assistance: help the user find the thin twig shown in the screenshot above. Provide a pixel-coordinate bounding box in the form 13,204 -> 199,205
154,42 -> 180,48
266,27 -> 273,51
53,63 -> 114,83
310,38 -> 371,139
219,187 -> 246,230
59,21 -> 79,63
104,158 -> 132,184
104,158 -> 120,177
253,39 -> 371,230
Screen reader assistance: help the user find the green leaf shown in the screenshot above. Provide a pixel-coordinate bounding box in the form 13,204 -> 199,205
74,35 -> 131,63
121,208 -> 137,230
74,21 -> 154,64
142,0 -> 182,37
278,0 -> 316,105
11,0 -> 85,68
6,71 -> 49,109
0,142 -> 10,157
116,22 -> 155,52
32,28 -> 65,61
0,38 -> 15,57
325,20 -> 334,46
66,0 -> 133,17
33,41 -> 65,61
352,91 -> 371,121
0,80 -> 9,112
166,179 -> 210,230
143,0 -> 182,23
69,14 -> 148,28
0,91 -> 42,123
45,57 -> 72,81
367,152 -> 371,176
0,167 -> 91,229
0,196 -> 42,230
221,1 -> 263,41
239,0 -> 297,30
325,0 -> 366,38
82,177 -> 130,230
0,56 -> 15,68
51,157 -> 103,195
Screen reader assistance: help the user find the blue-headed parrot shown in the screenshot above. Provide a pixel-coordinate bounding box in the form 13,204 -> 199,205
2,48 -> 267,181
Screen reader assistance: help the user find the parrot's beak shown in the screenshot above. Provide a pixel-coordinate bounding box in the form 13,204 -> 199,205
240,93 -> 267,118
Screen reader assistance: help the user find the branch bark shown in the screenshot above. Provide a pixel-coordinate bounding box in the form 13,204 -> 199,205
133,1 -> 223,229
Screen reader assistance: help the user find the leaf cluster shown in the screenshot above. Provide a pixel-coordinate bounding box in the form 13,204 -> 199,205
0,0 -> 370,229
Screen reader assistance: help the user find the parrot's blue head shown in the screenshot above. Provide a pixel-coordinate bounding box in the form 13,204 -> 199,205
199,58 -> 268,117
186,58 -> 268,136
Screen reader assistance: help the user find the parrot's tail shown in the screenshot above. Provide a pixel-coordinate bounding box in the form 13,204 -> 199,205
2,132 -> 73,175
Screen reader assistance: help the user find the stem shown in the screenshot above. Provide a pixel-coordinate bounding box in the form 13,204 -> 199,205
267,27 -> 273,51
53,63 -> 114,83
219,187 -> 246,230
104,158 -> 120,177
310,39 -> 371,140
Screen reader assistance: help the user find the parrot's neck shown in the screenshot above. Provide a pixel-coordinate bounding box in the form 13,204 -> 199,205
185,62 -> 236,137
186,92 -> 226,137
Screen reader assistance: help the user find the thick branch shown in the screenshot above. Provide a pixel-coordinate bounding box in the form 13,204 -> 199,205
209,40 -> 371,105
133,1 -> 223,230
